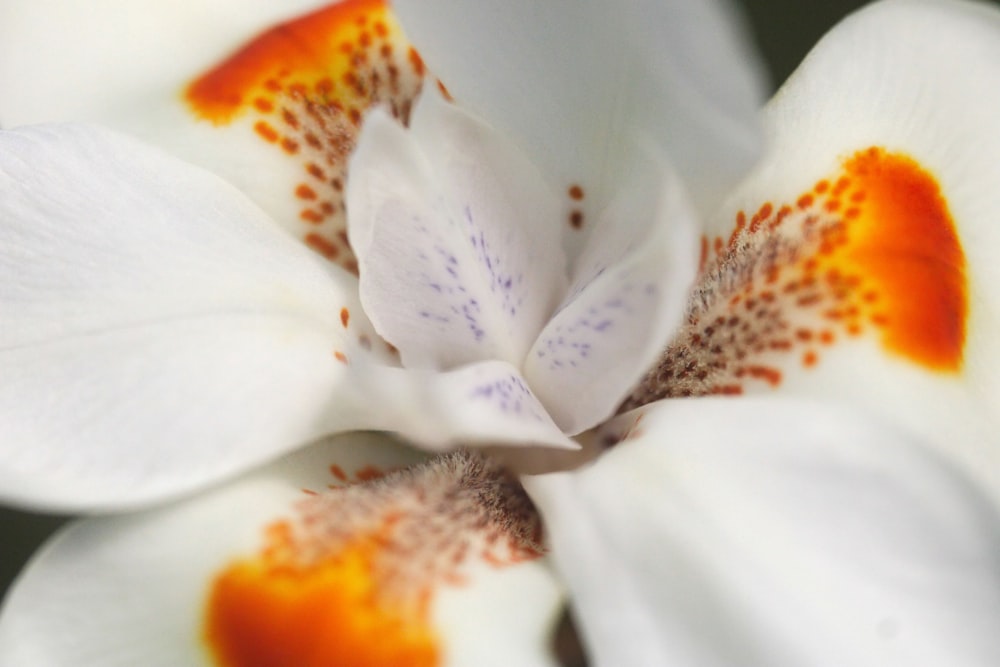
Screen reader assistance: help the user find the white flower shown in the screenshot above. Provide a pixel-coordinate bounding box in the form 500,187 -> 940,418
2,0 -> 1000,666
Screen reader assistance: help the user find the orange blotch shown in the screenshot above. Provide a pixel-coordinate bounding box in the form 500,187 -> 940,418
838,148 -> 967,371
186,0 -> 395,124
204,523 -> 440,667
340,307 -> 351,328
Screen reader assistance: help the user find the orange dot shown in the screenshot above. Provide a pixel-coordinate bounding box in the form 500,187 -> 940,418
253,121 -> 279,143
300,209 -> 324,224
295,184 -> 318,200
305,233 -> 341,259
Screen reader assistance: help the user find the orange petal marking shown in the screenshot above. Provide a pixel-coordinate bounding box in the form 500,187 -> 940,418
622,147 -> 967,408
204,521 -> 439,667
835,148 -> 966,371
186,0 -> 389,125
184,0 -> 425,273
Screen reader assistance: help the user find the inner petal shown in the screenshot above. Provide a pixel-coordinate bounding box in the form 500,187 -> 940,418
203,451 -> 545,667
623,146 -> 967,407
184,0 -> 426,274
347,92 -> 567,371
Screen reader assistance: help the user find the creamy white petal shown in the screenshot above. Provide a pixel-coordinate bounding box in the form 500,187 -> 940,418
524,154 -> 699,434
348,92 -> 567,370
0,437 -> 563,667
526,397 -> 1000,667
641,0 -> 1000,497
0,124 -> 387,511
1,1 -> 427,275
392,0 -> 767,217
356,362 -> 578,452
0,0 -> 324,127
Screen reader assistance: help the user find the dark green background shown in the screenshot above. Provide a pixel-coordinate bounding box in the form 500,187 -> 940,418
1,0 -> 997,601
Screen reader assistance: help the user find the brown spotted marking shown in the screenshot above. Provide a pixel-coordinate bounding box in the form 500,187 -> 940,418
620,147 -> 967,410
185,0 -> 427,275
203,451 -> 543,667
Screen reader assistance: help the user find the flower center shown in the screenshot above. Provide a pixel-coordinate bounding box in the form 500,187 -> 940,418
622,146 -> 967,408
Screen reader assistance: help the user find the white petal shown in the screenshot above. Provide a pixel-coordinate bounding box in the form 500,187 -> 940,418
357,361 -> 578,452
524,155 -> 699,434
526,397 -> 1000,667
0,124 -> 387,511
638,0 -> 1000,495
392,0 -> 767,216
0,0 -> 324,126
1,0 -> 428,276
0,438 -> 564,667
348,92 -> 567,370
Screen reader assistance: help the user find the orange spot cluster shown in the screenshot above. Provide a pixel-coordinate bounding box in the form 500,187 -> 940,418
203,452 -> 544,667
621,146 -> 966,409
185,0 -> 426,274
205,521 -> 440,667
567,184 -> 586,230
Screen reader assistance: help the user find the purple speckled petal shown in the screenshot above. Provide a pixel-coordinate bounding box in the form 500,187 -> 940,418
348,91 -> 568,372
524,156 -> 700,434
348,359 -> 578,452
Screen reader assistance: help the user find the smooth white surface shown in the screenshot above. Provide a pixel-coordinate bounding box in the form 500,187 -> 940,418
527,397 -> 1000,667
0,124 -> 377,510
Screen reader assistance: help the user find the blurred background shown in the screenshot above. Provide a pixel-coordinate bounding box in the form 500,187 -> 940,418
1,0 -> 996,601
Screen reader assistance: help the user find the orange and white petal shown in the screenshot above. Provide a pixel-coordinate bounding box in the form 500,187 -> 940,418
347,90 -> 568,371
625,0 -> 1000,494
1,0 -> 427,277
0,435 -> 565,667
165,0 -> 428,276
0,0 -> 324,126
526,397 -> 1000,667
392,0 -> 767,224
0,124 -> 390,511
